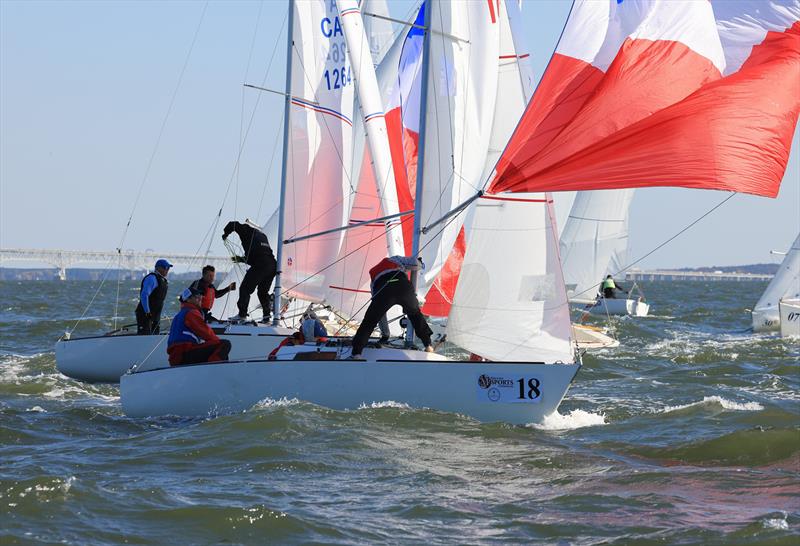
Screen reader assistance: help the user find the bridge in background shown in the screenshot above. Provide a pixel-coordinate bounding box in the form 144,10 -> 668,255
626,270 -> 773,282
0,248 -> 231,280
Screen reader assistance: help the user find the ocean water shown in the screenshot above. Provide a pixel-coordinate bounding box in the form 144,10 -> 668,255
1,280 -> 798,545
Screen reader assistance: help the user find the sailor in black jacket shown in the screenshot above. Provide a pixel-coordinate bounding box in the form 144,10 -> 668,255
222,221 -> 277,321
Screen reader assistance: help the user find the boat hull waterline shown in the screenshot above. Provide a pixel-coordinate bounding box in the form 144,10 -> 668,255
120,348 -> 580,425
56,324 -> 292,383
584,298 -> 649,317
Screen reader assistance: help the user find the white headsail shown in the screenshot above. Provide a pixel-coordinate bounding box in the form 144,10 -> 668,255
414,1 -> 500,301
753,233 -> 800,332
447,0 -> 574,363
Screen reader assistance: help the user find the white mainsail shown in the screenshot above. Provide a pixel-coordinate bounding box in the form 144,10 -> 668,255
447,1 -> 574,363
559,189 -> 636,302
280,0 -> 356,303
753,233 -> 800,332
211,0 -> 356,318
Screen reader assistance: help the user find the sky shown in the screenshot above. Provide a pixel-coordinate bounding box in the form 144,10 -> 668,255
1,0 -> 798,270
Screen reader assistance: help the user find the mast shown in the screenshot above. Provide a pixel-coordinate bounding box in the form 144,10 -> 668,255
406,0 -> 433,345
272,0 -> 295,326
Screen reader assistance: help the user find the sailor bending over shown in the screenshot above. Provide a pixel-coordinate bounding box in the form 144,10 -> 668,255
167,287 -> 232,365
350,256 -> 434,359
222,220 -> 277,322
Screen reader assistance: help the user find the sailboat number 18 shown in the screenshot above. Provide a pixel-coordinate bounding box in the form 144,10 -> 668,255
518,378 -> 541,400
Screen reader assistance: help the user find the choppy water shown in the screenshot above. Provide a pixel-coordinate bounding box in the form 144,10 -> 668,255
1,280 -> 798,545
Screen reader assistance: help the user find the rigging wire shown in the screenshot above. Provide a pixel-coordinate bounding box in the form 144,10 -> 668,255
236,0 -> 266,220
69,2 -> 209,335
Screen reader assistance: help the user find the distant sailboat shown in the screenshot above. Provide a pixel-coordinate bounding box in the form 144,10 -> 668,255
753,233 -> 800,333
559,188 -> 649,316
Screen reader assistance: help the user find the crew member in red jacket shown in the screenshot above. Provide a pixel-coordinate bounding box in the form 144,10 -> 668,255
189,265 -> 236,322
167,287 -> 232,365
350,256 -> 434,359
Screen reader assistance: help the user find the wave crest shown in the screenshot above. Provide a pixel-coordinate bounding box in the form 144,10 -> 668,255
531,409 -> 607,431
661,396 -> 763,413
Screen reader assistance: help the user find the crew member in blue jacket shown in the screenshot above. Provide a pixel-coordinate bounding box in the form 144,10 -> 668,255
135,259 -> 172,334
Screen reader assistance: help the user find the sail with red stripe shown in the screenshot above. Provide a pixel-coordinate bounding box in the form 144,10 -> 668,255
490,0 -> 800,198
281,0 -> 356,303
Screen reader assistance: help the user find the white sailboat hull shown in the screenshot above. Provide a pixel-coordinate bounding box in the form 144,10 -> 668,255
56,324 -> 292,383
583,298 -> 649,317
572,324 -> 619,350
779,299 -> 800,338
752,307 -> 780,332
120,346 -> 580,425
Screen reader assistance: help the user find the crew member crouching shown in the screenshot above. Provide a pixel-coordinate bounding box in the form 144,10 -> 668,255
167,286 -> 232,365
350,256 -> 433,359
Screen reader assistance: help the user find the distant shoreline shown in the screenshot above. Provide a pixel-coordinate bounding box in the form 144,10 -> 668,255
0,263 -> 779,282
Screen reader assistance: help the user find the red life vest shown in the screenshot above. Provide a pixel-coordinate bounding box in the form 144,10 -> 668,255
201,285 -> 215,311
369,257 -> 407,287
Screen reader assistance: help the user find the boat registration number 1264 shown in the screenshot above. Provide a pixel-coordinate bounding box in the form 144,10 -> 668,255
476,374 -> 542,404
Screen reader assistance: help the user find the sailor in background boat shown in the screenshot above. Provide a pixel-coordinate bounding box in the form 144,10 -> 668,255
349,256 -> 434,359
135,259 -> 172,335
601,274 -> 628,299
222,220 -> 277,322
167,286 -> 232,366
188,265 -> 236,322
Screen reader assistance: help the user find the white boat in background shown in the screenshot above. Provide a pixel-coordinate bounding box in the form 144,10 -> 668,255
558,188 -> 651,319
560,189 -> 635,299
752,233 -> 800,332
56,322 -> 292,383
779,299 -> 800,338
572,324 -> 619,350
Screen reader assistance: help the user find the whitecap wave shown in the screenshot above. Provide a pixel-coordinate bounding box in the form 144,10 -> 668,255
358,401 -> 411,410
762,512 -> 789,531
0,353 -> 49,383
530,409 -> 607,431
61,476 -> 76,494
251,397 -> 300,409
661,395 -> 763,413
